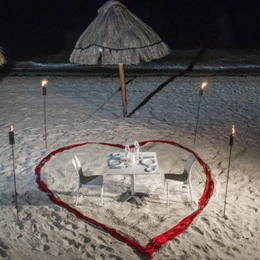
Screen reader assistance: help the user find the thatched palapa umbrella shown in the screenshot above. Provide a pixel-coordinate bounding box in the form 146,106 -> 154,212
70,0 -> 171,117
0,47 -> 6,66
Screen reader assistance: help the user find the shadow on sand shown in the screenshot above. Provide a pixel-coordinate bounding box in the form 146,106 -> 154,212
127,48 -> 206,117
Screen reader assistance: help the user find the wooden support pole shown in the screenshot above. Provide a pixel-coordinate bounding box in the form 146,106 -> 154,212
119,63 -> 127,117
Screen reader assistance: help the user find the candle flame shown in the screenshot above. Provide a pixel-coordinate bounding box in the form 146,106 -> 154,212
10,124 -> 13,132
232,125 -> 235,135
41,79 -> 48,87
201,82 -> 208,90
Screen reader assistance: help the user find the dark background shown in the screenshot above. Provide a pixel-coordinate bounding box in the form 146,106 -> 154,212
1,0 -> 259,61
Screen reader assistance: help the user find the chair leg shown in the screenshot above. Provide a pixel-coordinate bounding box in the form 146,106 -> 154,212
188,182 -> 193,204
163,178 -> 166,194
167,182 -> 169,205
76,187 -> 80,206
100,186 -> 104,205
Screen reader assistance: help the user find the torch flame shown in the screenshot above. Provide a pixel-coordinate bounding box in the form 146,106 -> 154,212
10,124 -> 13,132
41,79 -> 48,87
201,82 -> 208,90
232,125 -> 235,135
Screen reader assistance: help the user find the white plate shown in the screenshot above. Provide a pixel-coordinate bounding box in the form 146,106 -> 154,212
145,167 -> 155,172
110,153 -> 120,158
141,158 -> 156,166
108,159 -> 122,167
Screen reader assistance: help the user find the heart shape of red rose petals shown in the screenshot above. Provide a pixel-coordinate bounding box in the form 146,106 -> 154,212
35,140 -> 214,258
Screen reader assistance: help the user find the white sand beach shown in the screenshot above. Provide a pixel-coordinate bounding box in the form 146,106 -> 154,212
0,74 -> 259,259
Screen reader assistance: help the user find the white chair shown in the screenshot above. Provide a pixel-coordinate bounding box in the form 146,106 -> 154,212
72,155 -> 104,205
164,153 -> 196,205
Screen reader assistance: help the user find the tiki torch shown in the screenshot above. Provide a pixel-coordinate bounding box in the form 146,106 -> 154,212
9,124 -> 19,220
193,82 -> 208,147
224,125 -> 235,218
42,79 -> 48,148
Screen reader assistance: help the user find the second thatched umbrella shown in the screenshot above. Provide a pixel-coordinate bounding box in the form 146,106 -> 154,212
70,0 -> 171,117
0,47 -> 6,66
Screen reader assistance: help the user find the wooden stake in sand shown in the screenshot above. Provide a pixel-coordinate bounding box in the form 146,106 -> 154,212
9,124 -> 19,221
224,125 -> 235,218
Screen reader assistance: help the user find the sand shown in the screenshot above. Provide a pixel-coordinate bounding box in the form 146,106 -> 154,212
0,75 -> 259,259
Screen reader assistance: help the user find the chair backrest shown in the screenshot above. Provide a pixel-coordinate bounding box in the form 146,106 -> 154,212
183,153 -> 196,179
72,157 -> 79,173
73,155 -> 81,169
73,155 -> 85,178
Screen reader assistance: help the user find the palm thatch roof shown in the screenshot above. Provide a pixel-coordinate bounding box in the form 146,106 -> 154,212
70,0 -> 171,65
0,47 -> 6,66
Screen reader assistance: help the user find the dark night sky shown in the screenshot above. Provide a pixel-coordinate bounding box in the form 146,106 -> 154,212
1,0 -> 260,61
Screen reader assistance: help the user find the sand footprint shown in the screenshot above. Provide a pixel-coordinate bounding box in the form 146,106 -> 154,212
201,217 -> 210,227
105,247 -> 115,253
97,242 -> 126,260
50,211 -> 62,222
212,238 -> 225,247
15,221 -> 24,230
52,221 -> 63,230
0,239 -> 9,258
0,248 -> 9,259
40,233 -> 49,243
36,244 -> 50,252
63,220 -> 78,231
97,235 -> 108,245
78,234 -> 91,244
64,237 -> 83,252
191,225 -> 204,235
42,222 -> 56,231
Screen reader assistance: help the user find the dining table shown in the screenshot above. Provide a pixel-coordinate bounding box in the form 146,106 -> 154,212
107,151 -> 160,205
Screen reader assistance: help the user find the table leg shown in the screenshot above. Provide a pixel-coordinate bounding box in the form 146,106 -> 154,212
118,175 -> 142,205
130,175 -> 135,195
119,193 -> 142,205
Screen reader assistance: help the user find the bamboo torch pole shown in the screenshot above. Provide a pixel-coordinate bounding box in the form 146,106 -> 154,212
193,82 -> 208,147
119,63 -> 127,117
42,79 -> 48,148
223,125 -> 235,218
9,124 -> 19,221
